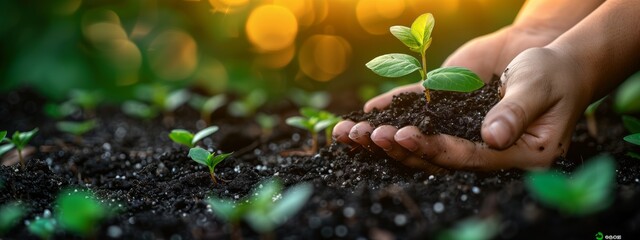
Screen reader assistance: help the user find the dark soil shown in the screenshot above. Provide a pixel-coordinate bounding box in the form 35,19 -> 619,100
1,88 -> 640,240
344,79 -> 501,142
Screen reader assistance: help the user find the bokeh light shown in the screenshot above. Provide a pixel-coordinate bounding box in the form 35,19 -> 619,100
51,0 -> 82,16
255,44 -> 295,69
356,0 -> 406,35
208,0 -> 249,13
270,0 -> 328,28
148,30 -> 198,82
193,57 -> 229,95
299,35 -> 352,82
245,5 -> 298,52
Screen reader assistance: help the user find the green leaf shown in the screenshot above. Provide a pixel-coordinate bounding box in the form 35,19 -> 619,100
207,197 -> 245,222
584,97 -> 606,116
268,182 -> 313,225
627,151 -> 640,159
300,107 -> 321,118
0,144 -> 14,157
11,128 -> 38,150
623,116 -> 640,133
256,113 -> 278,130
424,67 -> 485,92
571,154 -> 615,214
169,130 -> 194,148
56,120 -> 97,136
0,202 -> 26,234
437,217 -> 499,240
202,95 -> 227,114
56,190 -> 108,236
122,101 -> 158,119
390,26 -> 420,50
192,126 -> 219,145
410,13 -> 435,52
624,133 -> 640,145
165,89 -> 190,112
315,118 -> 340,133
286,116 -> 314,132
615,71 -> 640,113
526,171 -> 573,212
188,147 -> 212,166
0,131 -> 6,142
28,217 -> 57,240
366,53 -> 421,78
210,152 -> 232,168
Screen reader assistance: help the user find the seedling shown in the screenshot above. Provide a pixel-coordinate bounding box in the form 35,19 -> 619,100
0,202 -> 26,235
288,89 -> 330,109
122,100 -> 159,120
437,217 -> 499,240
189,94 -> 227,124
124,85 -> 191,123
255,113 -> 278,140
27,217 -> 56,240
228,90 -> 267,117
286,108 -> 341,152
526,154 -> 615,215
56,120 -> 97,136
1,128 -> 38,167
584,97 -> 606,137
366,13 -> 484,103
69,89 -> 103,117
207,178 -> 313,239
614,71 -> 640,113
169,126 -> 219,148
56,189 -> 111,237
43,101 -> 78,120
0,131 -> 10,157
622,116 -> 640,158
188,147 -> 232,184
624,134 -> 640,146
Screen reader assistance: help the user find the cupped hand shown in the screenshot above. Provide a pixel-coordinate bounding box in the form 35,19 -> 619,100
334,27 -> 582,171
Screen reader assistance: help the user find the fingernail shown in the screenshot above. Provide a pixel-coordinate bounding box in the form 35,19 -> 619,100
377,139 -> 393,151
487,120 -> 509,147
348,129 -> 360,140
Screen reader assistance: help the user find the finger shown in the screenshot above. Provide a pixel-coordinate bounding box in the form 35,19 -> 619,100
481,65 -> 556,149
363,83 -> 424,112
371,125 -> 410,161
333,120 -> 357,145
348,121 -> 380,152
394,126 -> 560,170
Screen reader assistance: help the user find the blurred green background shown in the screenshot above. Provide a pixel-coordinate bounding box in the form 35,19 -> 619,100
0,0 -> 524,103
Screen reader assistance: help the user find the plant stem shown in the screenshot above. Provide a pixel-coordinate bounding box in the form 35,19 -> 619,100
18,149 -> 24,168
311,132 -> 318,153
209,170 -> 217,184
325,129 -> 332,147
421,53 -> 431,103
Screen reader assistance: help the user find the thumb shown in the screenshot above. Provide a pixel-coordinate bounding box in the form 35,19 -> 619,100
481,73 -> 554,149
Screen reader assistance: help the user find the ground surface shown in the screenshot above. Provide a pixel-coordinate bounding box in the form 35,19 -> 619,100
1,88 -> 640,240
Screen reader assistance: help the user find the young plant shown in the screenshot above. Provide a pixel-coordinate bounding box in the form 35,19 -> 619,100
123,85 -> 191,122
189,94 -> 227,124
366,13 -> 484,103
169,126 -> 219,148
207,178 -> 313,239
0,202 -> 26,235
122,100 -> 159,120
584,97 -> 606,137
56,120 -> 97,136
255,113 -> 278,140
228,90 -> 267,117
56,189 -> 111,237
623,116 -> 640,158
0,131 -> 11,157
2,128 -> 38,167
27,216 -> 56,240
526,154 -> 615,215
188,147 -> 232,184
288,89 -> 330,109
43,101 -> 78,120
286,108 -> 341,152
437,217 -> 499,240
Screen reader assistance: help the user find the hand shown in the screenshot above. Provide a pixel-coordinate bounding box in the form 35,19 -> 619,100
334,27 -> 575,171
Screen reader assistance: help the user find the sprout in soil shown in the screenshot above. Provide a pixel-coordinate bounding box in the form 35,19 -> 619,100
56,120 -> 97,137
526,154 -> 615,215
207,178 -> 313,239
56,189 -> 112,237
228,89 -> 267,117
0,131 -> 10,157
286,108 -> 341,152
623,116 -> 640,158
437,217 -> 499,240
169,126 -> 219,148
584,97 -> 606,137
43,101 -> 78,120
122,100 -> 159,120
366,13 -> 484,103
255,113 -> 278,140
288,89 -> 330,109
0,202 -> 26,235
123,85 -> 191,124
69,89 -> 103,117
188,147 -> 232,184
27,216 -> 56,240
189,94 -> 227,125
1,128 -> 38,168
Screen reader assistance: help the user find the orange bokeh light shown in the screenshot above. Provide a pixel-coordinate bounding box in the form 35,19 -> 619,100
299,35 -> 352,82
245,5 -> 298,52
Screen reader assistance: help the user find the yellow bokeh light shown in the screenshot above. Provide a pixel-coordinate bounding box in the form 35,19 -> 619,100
271,0 -> 328,28
81,9 -> 121,30
255,44 -> 295,69
83,22 -> 128,51
299,35 -> 352,82
208,0 -> 249,13
356,0 -> 406,35
148,30 -> 199,82
246,5 -> 298,52
193,58 -> 229,94
99,40 -> 142,86
52,0 -> 82,16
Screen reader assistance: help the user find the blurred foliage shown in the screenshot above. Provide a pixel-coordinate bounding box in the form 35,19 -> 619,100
0,0 -> 523,104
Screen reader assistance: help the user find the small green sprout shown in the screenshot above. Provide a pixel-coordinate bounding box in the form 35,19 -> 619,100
124,85 -> 191,122
584,97 -> 606,137
207,178 -> 312,238
0,202 -> 26,235
28,217 -> 57,240
622,116 -> 640,158
437,217 -> 499,240
189,94 -> 227,124
288,89 -> 330,109
286,108 -> 341,152
188,147 -> 232,184
122,101 -> 159,120
0,131 -> 10,156
624,134 -> 640,146
1,128 -> 38,168
56,120 -> 97,136
43,101 -> 78,120
56,189 -> 111,237
366,13 -> 484,103
614,71 -> 640,113
169,126 -> 219,148
255,113 -> 278,140
526,154 -> 615,215
69,89 -> 103,117
228,90 -> 267,117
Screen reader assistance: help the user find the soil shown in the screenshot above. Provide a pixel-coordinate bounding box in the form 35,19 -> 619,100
1,88 -> 640,240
